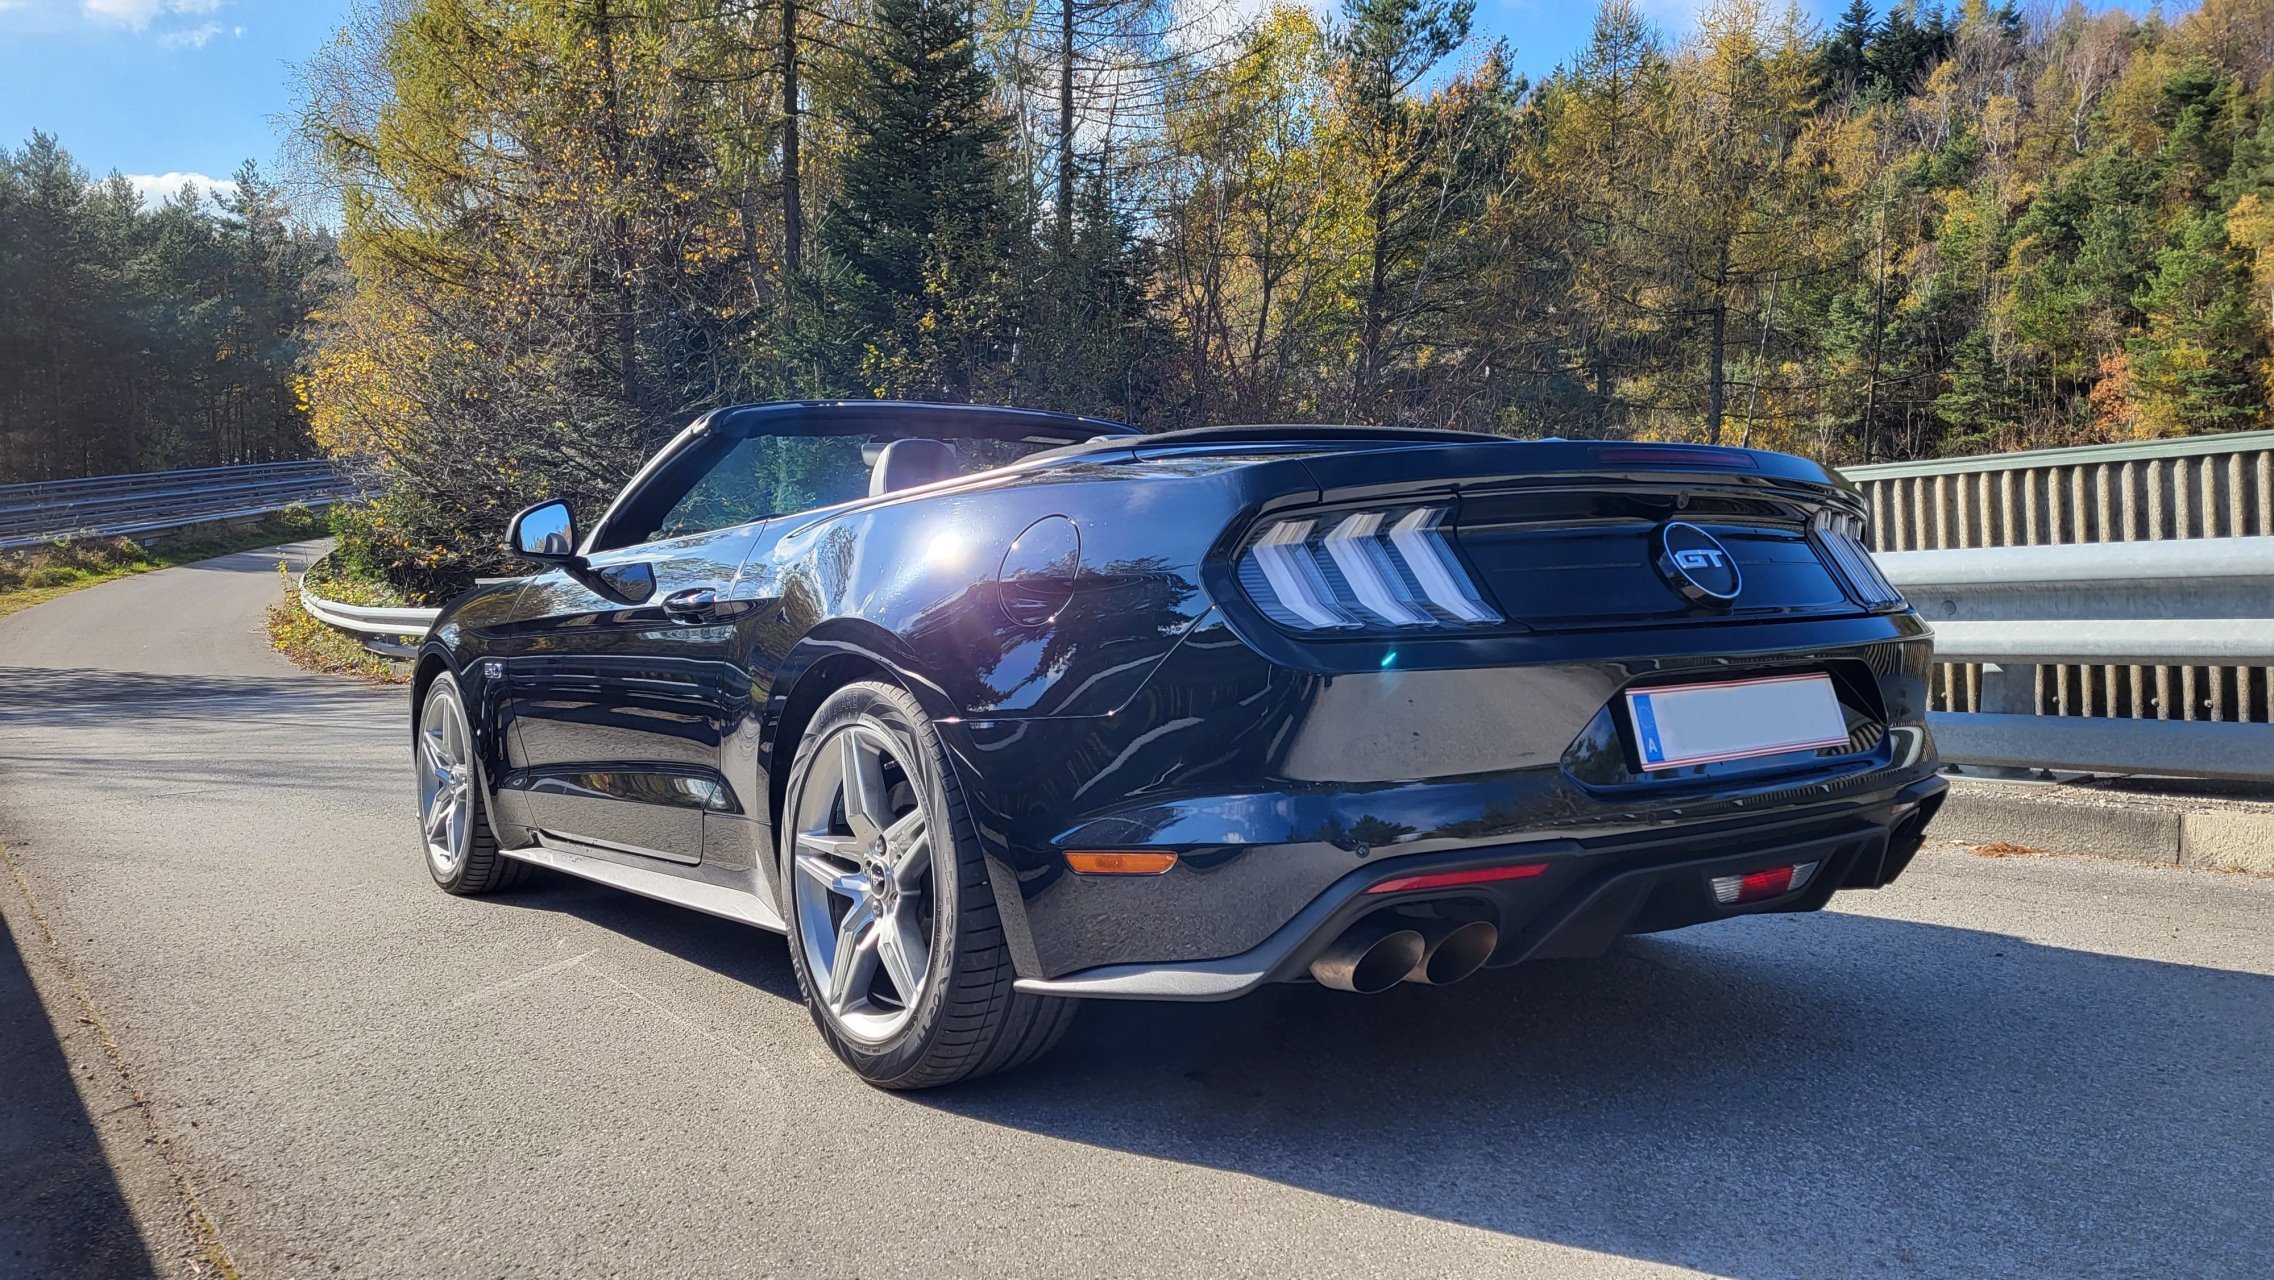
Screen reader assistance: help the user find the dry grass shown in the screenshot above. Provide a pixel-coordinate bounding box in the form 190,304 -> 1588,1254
0,510 -> 327,619
264,564 -> 409,684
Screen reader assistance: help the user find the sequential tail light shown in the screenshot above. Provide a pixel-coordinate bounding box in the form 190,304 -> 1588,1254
1710,861 -> 1819,905
1064,851 -> 1179,876
1365,862 -> 1548,895
1809,510 -> 1905,609
1235,504 -> 1502,632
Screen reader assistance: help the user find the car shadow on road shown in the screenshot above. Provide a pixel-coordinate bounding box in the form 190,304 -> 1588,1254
0,667 -> 395,728
0,910 -> 160,1280
915,910 -> 2272,1278
0,667 -> 399,798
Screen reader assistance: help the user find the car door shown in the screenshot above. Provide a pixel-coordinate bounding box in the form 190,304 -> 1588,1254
506,524 -> 769,865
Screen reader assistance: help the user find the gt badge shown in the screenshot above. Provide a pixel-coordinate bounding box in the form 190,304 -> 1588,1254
1652,522 -> 1742,606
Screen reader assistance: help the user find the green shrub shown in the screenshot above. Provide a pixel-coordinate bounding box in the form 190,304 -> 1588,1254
326,493 -> 469,605
84,537 -> 149,571
22,565 -> 80,589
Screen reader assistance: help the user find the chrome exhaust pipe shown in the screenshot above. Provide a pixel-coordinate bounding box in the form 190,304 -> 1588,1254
1404,919 -> 1499,986
1308,921 -> 1426,994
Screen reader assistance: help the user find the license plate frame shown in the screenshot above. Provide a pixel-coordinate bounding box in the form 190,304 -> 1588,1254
1624,673 -> 1852,772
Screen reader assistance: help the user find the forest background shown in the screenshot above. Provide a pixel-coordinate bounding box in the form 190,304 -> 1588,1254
4,0 -> 2270,596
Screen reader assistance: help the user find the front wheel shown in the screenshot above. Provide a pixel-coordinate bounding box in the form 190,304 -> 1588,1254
415,671 -> 527,895
780,681 -> 1074,1088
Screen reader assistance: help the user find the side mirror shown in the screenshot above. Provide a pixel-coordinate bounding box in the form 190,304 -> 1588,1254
508,500 -> 578,562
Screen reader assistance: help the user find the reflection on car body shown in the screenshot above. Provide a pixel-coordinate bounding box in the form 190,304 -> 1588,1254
409,401 -> 1945,1088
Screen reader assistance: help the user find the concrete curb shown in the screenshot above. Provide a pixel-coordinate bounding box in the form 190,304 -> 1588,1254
1936,776 -> 2274,873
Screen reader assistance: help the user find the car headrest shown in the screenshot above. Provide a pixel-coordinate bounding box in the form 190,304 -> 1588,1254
868,438 -> 960,497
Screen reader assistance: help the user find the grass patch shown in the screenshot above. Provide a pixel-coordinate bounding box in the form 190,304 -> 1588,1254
264,563 -> 409,684
0,508 -> 329,619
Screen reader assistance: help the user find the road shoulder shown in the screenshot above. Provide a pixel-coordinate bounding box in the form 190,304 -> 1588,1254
1,842 -> 236,1280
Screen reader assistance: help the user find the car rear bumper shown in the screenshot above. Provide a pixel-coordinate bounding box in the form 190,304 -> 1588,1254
944,607 -> 1942,985
1014,775 -> 1947,1000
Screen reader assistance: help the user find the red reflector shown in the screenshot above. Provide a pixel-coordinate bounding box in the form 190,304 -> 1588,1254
1742,866 -> 1793,898
1709,860 -> 1818,905
1366,862 -> 1548,895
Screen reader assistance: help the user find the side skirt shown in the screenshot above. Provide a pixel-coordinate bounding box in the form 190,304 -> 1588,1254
502,837 -> 787,933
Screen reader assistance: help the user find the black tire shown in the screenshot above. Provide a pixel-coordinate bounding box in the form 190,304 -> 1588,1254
780,681 -> 1075,1088
415,671 -> 530,896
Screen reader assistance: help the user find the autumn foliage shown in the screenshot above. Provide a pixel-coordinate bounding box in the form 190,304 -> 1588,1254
287,0 -> 2274,597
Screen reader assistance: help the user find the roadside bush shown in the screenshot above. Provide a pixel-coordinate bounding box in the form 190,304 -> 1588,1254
34,536 -> 147,574
22,565 -> 79,589
325,493 -> 473,606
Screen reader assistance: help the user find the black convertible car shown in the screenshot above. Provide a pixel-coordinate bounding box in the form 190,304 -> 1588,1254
412,401 -> 1945,1088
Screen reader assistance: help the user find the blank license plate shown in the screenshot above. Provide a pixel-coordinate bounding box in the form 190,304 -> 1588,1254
1625,674 -> 1850,771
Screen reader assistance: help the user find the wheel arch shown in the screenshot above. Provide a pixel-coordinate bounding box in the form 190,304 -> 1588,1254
410,646 -> 451,727
410,643 -> 526,838
756,618 -> 1045,977
759,619 -> 963,835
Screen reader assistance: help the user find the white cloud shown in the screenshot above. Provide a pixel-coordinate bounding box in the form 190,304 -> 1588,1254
125,171 -> 237,207
156,17 -> 216,46
81,0 -> 161,28
80,0 -> 224,34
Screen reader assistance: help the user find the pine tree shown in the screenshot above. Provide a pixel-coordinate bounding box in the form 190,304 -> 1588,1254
2128,210 -> 2266,433
1818,0 -> 1876,101
822,0 -> 1019,399
1333,0 -> 1479,417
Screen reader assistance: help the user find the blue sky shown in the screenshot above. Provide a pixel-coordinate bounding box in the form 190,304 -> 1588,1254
0,0 -> 2116,209
0,0 -> 343,203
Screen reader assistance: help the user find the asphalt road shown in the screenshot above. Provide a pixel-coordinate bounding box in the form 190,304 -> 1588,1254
2,546 -> 2271,1280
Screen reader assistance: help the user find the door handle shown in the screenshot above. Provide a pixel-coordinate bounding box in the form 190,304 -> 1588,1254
662,586 -> 719,617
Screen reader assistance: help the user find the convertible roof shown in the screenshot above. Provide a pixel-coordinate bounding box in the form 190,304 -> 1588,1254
699,400 -> 1141,447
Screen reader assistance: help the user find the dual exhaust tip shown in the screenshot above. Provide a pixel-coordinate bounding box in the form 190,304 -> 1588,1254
1307,917 -> 1499,994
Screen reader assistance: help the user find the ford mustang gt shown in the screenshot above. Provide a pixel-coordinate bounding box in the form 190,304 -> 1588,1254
411,401 -> 1945,1088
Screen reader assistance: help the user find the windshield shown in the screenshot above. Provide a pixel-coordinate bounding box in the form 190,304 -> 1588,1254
616,430 -> 1051,547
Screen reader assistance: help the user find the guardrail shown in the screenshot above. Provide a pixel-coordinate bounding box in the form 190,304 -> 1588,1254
1841,431 -> 2274,732
295,559 -> 438,660
0,460 -> 360,550
1879,537 -> 2274,781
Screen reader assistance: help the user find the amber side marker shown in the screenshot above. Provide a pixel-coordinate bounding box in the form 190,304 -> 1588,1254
1064,851 -> 1179,876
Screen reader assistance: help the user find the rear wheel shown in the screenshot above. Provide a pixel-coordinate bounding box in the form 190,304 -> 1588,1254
415,672 -> 527,895
781,681 -> 1074,1088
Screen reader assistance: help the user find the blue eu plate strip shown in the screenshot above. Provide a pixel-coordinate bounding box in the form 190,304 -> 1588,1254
1631,692 -> 1666,766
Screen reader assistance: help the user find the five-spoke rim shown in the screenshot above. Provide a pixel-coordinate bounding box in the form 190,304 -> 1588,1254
417,682 -> 475,877
790,721 -> 935,1044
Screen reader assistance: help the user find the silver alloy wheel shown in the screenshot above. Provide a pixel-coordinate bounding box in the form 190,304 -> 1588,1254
417,680 -> 476,878
790,722 -> 936,1045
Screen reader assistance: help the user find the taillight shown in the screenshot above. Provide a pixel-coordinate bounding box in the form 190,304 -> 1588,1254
1710,860 -> 1819,905
1810,510 -> 1904,610
1235,505 -> 1501,632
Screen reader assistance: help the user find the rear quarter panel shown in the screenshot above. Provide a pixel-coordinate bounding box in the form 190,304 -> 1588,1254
746,452 -> 1310,722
